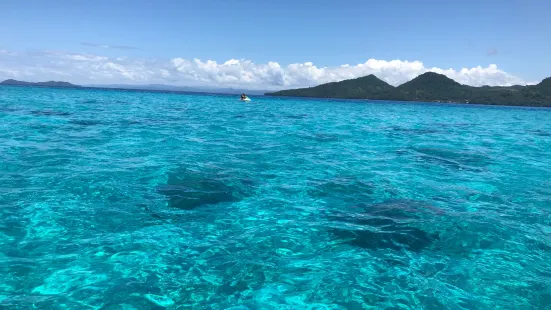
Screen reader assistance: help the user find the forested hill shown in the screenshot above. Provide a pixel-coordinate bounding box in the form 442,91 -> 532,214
265,74 -> 394,99
265,72 -> 551,107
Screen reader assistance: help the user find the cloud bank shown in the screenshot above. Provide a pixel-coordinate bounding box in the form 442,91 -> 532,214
0,49 -> 536,89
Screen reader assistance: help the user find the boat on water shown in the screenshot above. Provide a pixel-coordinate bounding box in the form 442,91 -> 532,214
240,93 -> 251,102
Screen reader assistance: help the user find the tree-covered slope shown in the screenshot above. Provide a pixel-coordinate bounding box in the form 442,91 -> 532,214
266,74 -> 394,99
265,72 -> 551,107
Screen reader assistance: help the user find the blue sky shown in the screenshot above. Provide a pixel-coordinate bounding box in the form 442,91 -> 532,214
0,0 -> 549,88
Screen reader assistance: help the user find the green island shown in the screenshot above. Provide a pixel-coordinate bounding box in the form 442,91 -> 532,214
265,72 -> 551,107
0,79 -> 80,88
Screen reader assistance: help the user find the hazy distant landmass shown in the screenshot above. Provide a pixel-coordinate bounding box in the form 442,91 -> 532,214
265,73 -> 551,107
0,79 -> 268,95
0,79 -> 80,88
85,83 -> 269,95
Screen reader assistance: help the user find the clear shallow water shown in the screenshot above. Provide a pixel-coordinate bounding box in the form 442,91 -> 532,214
1,86 -> 551,310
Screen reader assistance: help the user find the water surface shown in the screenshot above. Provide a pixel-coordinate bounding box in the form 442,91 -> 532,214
1,86 -> 550,309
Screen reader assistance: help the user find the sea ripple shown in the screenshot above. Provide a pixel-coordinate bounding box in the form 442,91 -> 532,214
1,87 -> 551,309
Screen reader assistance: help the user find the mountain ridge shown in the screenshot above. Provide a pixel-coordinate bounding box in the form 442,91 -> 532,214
0,79 -> 80,88
263,74 -> 394,99
265,72 -> 551,107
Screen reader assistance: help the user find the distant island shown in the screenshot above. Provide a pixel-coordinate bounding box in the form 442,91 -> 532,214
0,79 -> 81,88
0,79 -> 268,95
86,83 -> 269,95
265,72 -> 551,107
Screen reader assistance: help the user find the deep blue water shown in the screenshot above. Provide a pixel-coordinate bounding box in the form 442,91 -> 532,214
1,86 -> 551,309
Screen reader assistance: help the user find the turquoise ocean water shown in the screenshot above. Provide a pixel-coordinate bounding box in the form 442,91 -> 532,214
1,86 -> 550,309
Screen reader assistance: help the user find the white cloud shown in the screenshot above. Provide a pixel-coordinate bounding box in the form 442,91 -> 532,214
66,54 -> 108,62
0,48 -> 539,89
170,57 -> 533,88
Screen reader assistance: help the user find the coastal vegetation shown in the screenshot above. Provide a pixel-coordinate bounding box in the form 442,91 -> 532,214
265,72 -> 551,107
